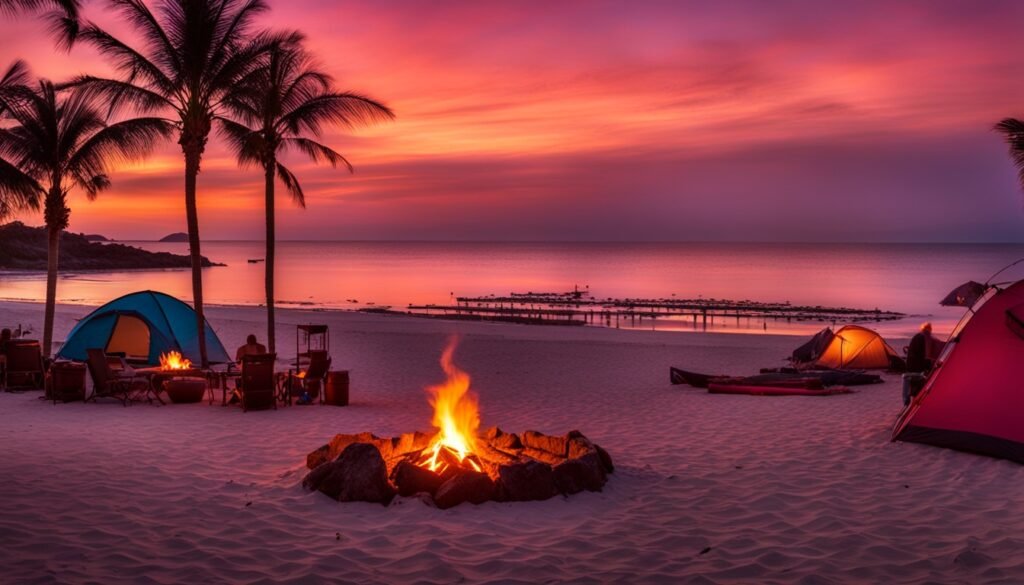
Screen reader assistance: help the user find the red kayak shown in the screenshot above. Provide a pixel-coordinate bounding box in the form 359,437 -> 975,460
707,383 -> 853,396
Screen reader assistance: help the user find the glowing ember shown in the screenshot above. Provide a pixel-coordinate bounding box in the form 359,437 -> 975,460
418,339 -> 482,474
159,350 -> 192,371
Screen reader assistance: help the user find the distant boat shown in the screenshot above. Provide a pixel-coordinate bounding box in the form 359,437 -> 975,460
247,258 -> 265,263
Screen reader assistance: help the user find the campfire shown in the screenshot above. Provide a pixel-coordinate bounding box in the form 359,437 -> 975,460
159,350 -> 192,371
303,339 -> 613,508
414,342 -> 482,474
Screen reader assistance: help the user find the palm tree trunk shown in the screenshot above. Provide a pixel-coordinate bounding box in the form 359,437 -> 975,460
184,146 -> 209,367
264,162 -> 276,353
42,221 -> 60,359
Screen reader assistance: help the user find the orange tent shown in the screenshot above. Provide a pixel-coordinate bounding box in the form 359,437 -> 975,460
812,325 -> 901,370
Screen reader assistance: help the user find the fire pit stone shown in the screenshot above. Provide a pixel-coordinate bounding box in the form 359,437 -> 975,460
521,430 -> 569,457
496,459 -> 558,502
303,443 -> 395,505
434,470 -> 495,509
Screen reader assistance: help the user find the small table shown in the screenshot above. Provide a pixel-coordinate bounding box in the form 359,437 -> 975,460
208,367 -> 290,407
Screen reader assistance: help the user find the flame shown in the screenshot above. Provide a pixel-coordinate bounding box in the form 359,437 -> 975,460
420,339 -> 482,473
159,350 -> 192,370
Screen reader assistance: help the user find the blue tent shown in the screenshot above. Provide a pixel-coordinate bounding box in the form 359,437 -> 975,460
57,290 -> 231,365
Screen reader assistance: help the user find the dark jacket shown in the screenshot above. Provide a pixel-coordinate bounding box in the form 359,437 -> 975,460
906,332 -> 929,373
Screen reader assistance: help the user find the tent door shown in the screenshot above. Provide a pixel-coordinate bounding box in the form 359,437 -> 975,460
105,314 -> 152,362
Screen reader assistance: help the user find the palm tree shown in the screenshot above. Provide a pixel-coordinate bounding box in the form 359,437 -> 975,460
0,78 -> 173,356
0,0 -> 82,48
0,60 -> 42,219
70,0 -> 279,366
219,40 -> 393,352
995,119 -> 1024,192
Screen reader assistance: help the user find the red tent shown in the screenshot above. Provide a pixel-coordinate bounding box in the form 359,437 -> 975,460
892,280 -> 1024,462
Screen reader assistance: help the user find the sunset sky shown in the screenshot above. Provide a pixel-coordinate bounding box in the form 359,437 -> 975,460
5,0 -> 1024,241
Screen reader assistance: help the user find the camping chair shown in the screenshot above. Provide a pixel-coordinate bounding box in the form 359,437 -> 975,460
46,361 -> 87,404
283,350 -> 331,405
4,340 -> 45,391
238,353 -> 277,412
85,348 -> 149,406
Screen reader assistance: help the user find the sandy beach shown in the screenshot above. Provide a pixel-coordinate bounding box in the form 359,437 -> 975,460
0,300 -> 1022,584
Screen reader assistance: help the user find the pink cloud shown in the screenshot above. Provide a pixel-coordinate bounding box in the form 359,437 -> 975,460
4,0 -> 1024,240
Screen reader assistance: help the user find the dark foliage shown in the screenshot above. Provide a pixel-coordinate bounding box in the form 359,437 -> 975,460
0,221 -> 221,270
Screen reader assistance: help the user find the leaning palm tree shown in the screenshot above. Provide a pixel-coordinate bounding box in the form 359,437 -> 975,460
0,78 -> 173,356
0,0 -> 82,48
0,60 -> 42,219
70,0 -> 279,366
995,119 -> 1024,192
219,40 -> 393,352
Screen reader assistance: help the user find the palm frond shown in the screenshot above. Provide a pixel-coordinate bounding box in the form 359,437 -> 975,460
77,23 -> 175,93
0,59 -> 30,89
995,118 -> 1024,192
275,161 -> 305,208
284,136 -> 352,172
206,28 -> 298,107
207,0 -> 270,76
66,117 -> 175,183
73,172 -> 110,200
109,0 -> 181,74
44,7 -> 79,50
0,59 -> 32,115
62,75 -> 174,116
0,0 -> 80,48
0,155 -> 42,219
278,91 -> 394,136
214,115 -> 263,167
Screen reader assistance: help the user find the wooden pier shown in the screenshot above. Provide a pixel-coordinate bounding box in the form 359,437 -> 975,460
405,289 -> 905,329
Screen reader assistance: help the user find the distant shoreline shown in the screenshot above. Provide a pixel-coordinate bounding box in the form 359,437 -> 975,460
0,222 -> 223,271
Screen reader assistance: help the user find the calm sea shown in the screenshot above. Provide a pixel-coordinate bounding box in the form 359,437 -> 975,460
3,241 -> 1024,337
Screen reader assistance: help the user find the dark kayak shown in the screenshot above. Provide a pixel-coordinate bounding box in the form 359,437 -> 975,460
671,366 -> 882,388
708,383 -> 854,396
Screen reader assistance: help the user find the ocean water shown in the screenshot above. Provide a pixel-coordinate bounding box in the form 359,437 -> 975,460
3,241 -> 1024,337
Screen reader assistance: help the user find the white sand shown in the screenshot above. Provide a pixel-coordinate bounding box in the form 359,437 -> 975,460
2,300 -> 1024,584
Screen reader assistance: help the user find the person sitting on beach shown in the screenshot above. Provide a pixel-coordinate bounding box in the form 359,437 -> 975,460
903,322 -> 940,406
230,334 -> 267,403
235,334 -> 267,365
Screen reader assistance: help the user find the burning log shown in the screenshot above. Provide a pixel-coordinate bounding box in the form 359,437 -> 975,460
390,460 -> 445,497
